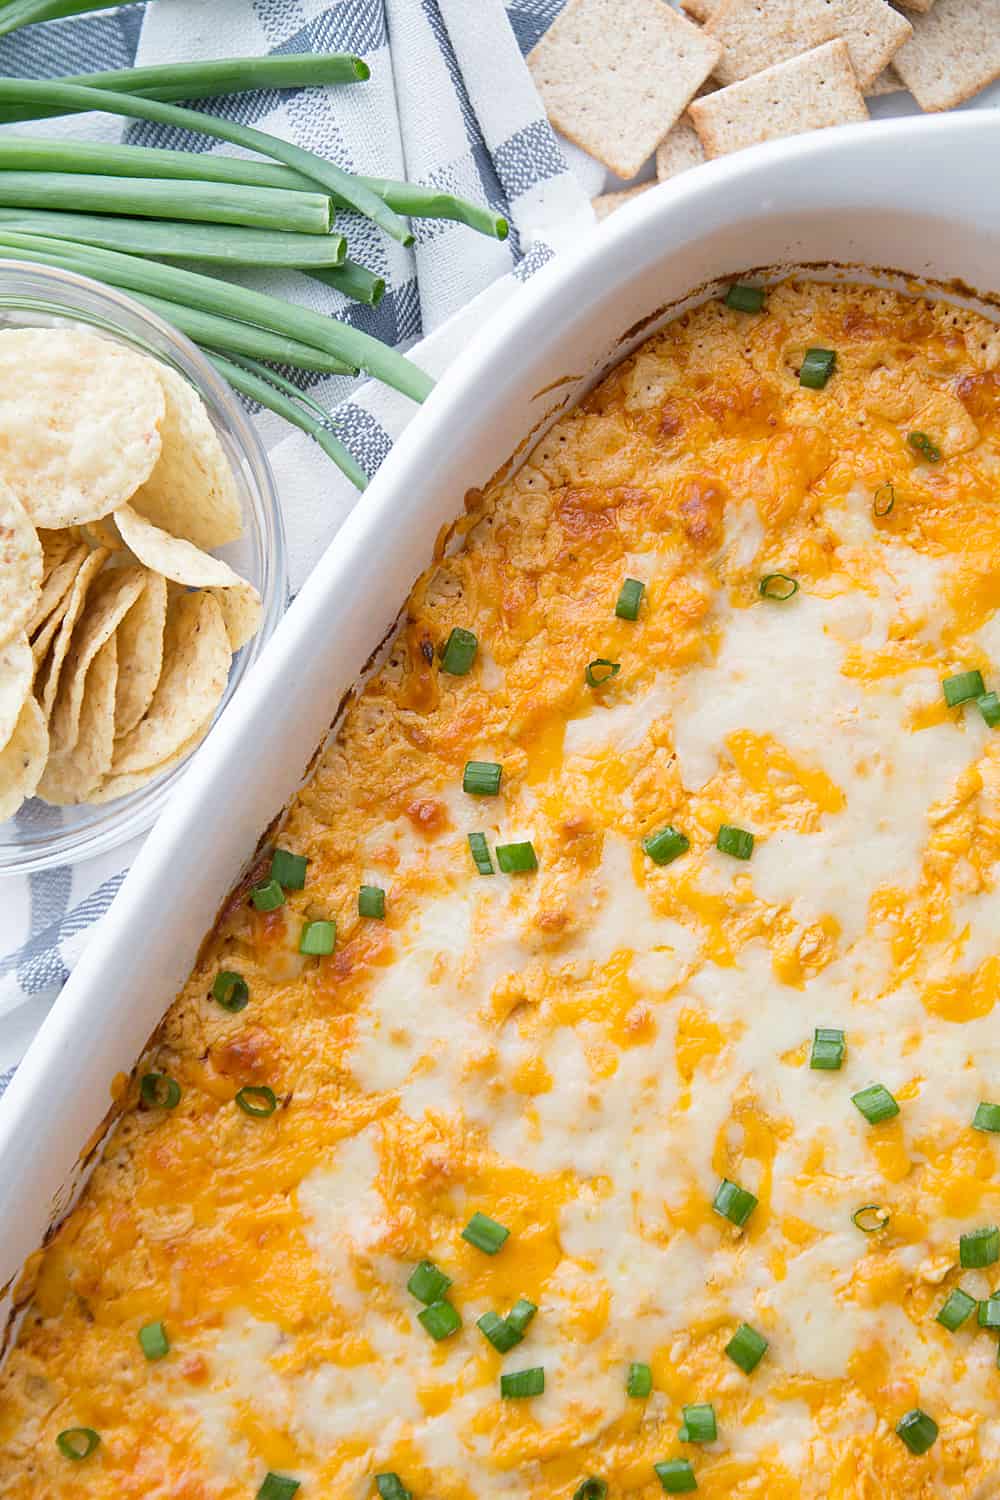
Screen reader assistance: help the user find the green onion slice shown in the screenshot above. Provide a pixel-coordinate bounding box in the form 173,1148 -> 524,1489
895,1408 -> 938,1456
712,1177 -> 758,1228
973,1101 -> 1000,1133
758,572 -> 798,601
235,1085 -> 278,1118
139,1071 -> 181,1109
943,669 -> 985,707
463,761 -> 503,796
250,878 -> 285,912
468,832 -> 494,876
936,1287 -> 977,1332
724,284 -> 765,313
270,847 -> 307,890
654,1458 -> 698,1493
507,1297 -> 537,1335
851,1083 -> 899,1125
441,627 -> 478,675
138,1319 -> 169,1361
418,1299 -> 461,1341
627,1360 -> 653,1397
873,482 -> 895,518
256,1476 -> 300,1500
908,430 -> 941,463
960,1225 -> 1000,1268
679,1403 -> 717,1444
799,348 -> 836,389
56,1427 -> 100,1461
574,1481 -> 609,1500
642,826 -> 689,866
376,1477 -> 412,1500
359,884 -> 386,919
477,1310 -> 522,1353
716,825 -> 754,860
496,841 -> 537,874
462,1211 -> 509,1254
978,692 -> 1000,728
810,1027 -> 846,1071
615,577 -> 645,621
406,1260 -> 452,1305
852,1204 -> 890,1234
212,970 -> 249,1012
585,658 -> 621,688
725,1322 -> 768,1373
979,1295 -> 1000,1328
299,919 -> 336,956
500,1365 -> 544,1399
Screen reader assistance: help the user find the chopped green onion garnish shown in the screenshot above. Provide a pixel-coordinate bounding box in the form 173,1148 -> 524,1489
654,1459 -> 697,1493
139,1071 -> 181,1109
212,970 -> 249,1012
943,669 -> 985,707
908,430 -> 941,463
627,1361 -> 653,1397
500,1365 -> 544,1399
574,1481 -> 609,1500
299,919 -> 336,956
507,1297 -> 537,1335
585,658 -> 621,688
615,577 -> 645,621
477,1310 -> 522,1353
679,1403 -> 717,1444
270,847 -> 307,890
852,1204 -> 890,1233
406,1260 -> 451,1305
895,1408 -> 938,1456
441,627 -> 478,675
799,348 -> 836,389
251,878 -> 285,912
936,1287 -> 976,1331
468,832 -> 494,875
851,1083 -> 899,1125
496,841 -> 537,874
376,1478 -> 411,1500
725,1322 -> 768,1373
973,1102 -> 1000,1132
873,482 -> 895,518
418,1299 -> 461,1341
56,1427 -> 100,1461
960,1225 -> 1000,1268
463,761 -> 503,796
810,1027 -> 846,1071
235,1085 -> 277,1118
138,1319 -> 169,1361
712,1177 -> 758,1228
359,884 -> 386,919
759,572 -> 798,601
979,1296 -> 1000,1328
724,283 -> 765,313
462,1211 -> 509,1254
716,825 -> 754,860
979,692 -> 1000,728
642,826 -> 689,866
256,1476 -> 300,1500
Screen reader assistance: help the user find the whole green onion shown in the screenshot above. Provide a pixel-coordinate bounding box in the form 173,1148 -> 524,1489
0,171 -> 332,233
0,208 -> 346,267
310,260 -> 387,306
139,293 -> 356,376
0,0 -> 133,35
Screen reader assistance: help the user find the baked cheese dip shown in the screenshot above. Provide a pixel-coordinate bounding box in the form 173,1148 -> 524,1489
6,279 -> 1000,1499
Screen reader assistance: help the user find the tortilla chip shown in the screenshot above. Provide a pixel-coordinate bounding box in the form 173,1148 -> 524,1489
892,0 -> 1000,110
37,547 -> 110,719
208,584 -> 263,653
114,570 -> 168,737
0,480 -> 42,649
111,591 -> 231,777
48,565 -> 146,756
689,41 -> 869,158
92,716 -> 212,805
37,635 -> 118,806
0,633 -> 31,751
128,364 -> 242,550
528,0 -> 721,178
0,694 -> 48,821
27,542 -> 89,639
707,0 -> 910,91
0,329 -> 164,528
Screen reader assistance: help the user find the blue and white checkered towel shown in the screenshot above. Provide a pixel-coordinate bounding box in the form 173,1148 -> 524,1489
0,0 -> 594,1086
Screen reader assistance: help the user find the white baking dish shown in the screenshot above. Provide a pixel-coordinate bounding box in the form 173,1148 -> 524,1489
3,112 -> 1000,1330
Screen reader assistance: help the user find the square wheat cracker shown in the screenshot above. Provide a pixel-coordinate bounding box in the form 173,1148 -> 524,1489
689,40 -> 869,159
657,117 -> 706,180
707,0 -> 911,91
891,0 -> 1000,110
895,0 -> 935,15
592,184 -> 655,221
528,0 -> 720,178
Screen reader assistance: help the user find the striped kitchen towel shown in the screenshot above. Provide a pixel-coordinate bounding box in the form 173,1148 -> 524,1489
0,0 -> 593,1086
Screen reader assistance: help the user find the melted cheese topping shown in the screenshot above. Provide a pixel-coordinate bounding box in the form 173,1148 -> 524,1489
6,282 -> 1000,1499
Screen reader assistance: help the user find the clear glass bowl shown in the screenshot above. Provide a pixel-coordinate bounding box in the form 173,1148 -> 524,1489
0,263 -> 287,875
